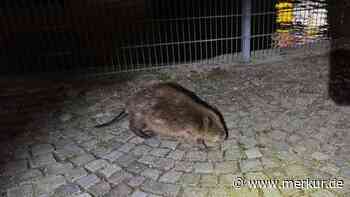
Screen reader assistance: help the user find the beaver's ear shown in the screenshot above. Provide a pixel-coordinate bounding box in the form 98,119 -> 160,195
202,116 -> 210,130
202,116 -> 212,129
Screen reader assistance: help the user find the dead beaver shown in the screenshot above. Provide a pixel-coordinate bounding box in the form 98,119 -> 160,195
95,82 -> 228,147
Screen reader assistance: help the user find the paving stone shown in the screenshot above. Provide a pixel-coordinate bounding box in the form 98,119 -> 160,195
182,187 -> 209,197
90,146 -> 115,158
44,162 -> 74,176
207,150 -> 224,161
141,168 -> 162,180
64,167 -> 88,182
141,180 -> 180,197
239,136 -> 258,149
219,173 -> 242,186
143,138 -> 161,148
34,175 -> 66,195
245,148 -> 263,159
261,188 -> 283,197
138,155 -> 157,166
87,181 -> 111,197
147,194 -> 162,197
114,132 -> 134,143
30,153 -> 56,168
229,187 -> 260,197
279,187 -> 303,197
149,148 -> 171,157
15,169 -> 43,183
132,145 -> 152,156
160,140 -> 179,150
261,157 -> 280,169
285,164 -> 310,178
185,151 -> 207,162
180,173 -> 201,186
129,136 -> 145,144
159,170 -> 183,183
52,183 -> 81,197
311,152 -> 330,161
31,144 -> 54,157
152,158 -> 175,171
72,132 -> 94,144
102,150 -> 124,163
276,151 -> 301,163
167,150 -> 185,160
173,161 -> 193,172
70,154 -> 95,167
214,161 -> 238,174
127,176 -> 146,187
222,139 -> 239,151
245,171 -> 268,180
194,162 -> 214,174
54,144 -> 85,161
97,132 -> 115,142
310,190 -> 336,197
208,187 -> 229,197
7,184 -> 33,197
99,164 -> 122,178
340,166 -> 350,178
200,174 -> 218,187
81,139 -> 98,151
85,159 -> 109,172
116,154 -> 138,167
72,193 -> 92,197
107,183 -> 132,197
76,174 -> 100,190
107,171 -> 133,186
126,162 -> 148,174
224,149 -> 242,161
239,159 -> 263,173
130,190 -> 148,197
270,130 -> 287,141
287,134 -> 302,144
320,164 -> 340,176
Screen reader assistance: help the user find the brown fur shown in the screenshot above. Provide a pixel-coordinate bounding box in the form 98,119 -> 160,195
97,82 -> 228,147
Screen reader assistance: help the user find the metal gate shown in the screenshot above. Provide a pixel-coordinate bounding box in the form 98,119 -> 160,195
0,0 -> 329,75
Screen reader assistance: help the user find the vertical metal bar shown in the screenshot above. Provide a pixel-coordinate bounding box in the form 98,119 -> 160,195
199,0 -> 203,62
182,12 -> 187,63
233,0 -> 238,60
225,0 -> 229,63
191,0 -> 196,62
187,1 -> 192,63
170,16 -> 175,65
152,1 -> 159,67
268,0 -> 272,55
256,0 -> 260,56
158,22 -> 164,66
205,0 -> 209,63
262,0 -> 266,56
242,0 -> 251,62
251,0 -> 256,57
211,0 -> 215,63
212,1 -> 216,62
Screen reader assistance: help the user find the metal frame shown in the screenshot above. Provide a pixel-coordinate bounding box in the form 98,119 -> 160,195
0,0 -> 329,75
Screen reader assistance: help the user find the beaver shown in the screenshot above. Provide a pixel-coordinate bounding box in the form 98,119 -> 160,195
95,82 -> 228,148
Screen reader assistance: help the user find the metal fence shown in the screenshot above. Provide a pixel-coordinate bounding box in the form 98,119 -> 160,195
0,0 -> 329,75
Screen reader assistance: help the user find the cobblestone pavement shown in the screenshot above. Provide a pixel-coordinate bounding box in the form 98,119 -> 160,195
1,53 -> 350,197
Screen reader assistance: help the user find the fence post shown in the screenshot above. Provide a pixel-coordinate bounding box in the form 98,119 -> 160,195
242,0 -> 252,63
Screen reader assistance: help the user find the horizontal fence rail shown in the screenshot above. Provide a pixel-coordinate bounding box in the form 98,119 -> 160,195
0,0 -> 329,75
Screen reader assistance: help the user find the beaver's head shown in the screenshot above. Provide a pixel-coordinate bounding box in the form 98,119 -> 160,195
201,114 -> 228,146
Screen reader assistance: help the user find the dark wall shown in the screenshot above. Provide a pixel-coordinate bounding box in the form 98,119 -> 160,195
328,0 -> 350,105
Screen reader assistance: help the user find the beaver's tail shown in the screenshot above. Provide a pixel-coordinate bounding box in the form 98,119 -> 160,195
95,110 -> 128,128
